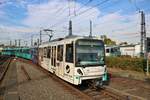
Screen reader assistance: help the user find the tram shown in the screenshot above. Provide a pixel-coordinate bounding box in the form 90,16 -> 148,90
38,36 -> 107,86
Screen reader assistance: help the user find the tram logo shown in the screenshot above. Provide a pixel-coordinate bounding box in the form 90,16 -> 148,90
66,65 -> 70,73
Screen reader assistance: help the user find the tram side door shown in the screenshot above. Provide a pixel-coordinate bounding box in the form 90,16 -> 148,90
47,46 -> 51,71
64,43 -> 74,81
51,46 -> 56,74
54,46 -> 56,72
56,45 -> 64,76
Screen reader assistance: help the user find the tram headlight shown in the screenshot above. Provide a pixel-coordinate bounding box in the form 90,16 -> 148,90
77,69 -> 83,75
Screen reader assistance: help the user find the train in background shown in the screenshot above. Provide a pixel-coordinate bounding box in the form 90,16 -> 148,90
105,45 -> 121,57
1,47 -> 38,63
1,36 -> 108,87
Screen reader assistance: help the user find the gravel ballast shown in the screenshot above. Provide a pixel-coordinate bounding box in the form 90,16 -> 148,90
16,60 -> 80,100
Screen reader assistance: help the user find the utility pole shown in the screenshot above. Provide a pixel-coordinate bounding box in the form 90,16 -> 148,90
31,35 -> 33,47
89,20 -> 92,37
37,39 -> 40,46
25,41 -> 27,47
18,39 -> 21,47
10,40 -> 12,46
140,11 -> 146,58
15,40 -> 17,47
69,20 -> 72,36
40,30 -> 42,45
140,11 -> 149,76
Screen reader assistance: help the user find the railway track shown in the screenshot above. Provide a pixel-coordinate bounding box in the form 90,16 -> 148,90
77,84 -> 128,100
0,56 -> 12,83
0,56 -> 9,65
18,58 -> 91,100
18,58 -> 130,100
21,66 -> 31,81
0,56 -> 12,100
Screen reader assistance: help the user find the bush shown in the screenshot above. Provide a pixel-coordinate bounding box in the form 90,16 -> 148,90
106,56 -> 149,72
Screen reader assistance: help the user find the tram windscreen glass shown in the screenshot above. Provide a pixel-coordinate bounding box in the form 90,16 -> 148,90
76,40 -> 105,67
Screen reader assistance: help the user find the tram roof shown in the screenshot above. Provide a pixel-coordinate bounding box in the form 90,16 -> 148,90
39,35 -> 102,48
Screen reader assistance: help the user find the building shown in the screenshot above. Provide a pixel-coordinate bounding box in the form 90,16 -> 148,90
0,47 -> 3,55
105,44 -> 141,57
120,44 -> 141,57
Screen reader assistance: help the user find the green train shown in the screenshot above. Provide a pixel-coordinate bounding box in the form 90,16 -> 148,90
2,47 -> 32,60
2,47 -> 38,64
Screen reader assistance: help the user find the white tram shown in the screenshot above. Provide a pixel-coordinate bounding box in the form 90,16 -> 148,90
38,36 -> 107,86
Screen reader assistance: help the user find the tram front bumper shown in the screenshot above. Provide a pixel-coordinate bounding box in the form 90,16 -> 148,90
74,73 -> 108,85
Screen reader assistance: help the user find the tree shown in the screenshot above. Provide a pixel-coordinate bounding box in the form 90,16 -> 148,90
101,35 -> 116,45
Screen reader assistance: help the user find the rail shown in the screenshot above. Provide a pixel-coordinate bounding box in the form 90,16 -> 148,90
21,66 -> 31,80
0,56 -> 12,83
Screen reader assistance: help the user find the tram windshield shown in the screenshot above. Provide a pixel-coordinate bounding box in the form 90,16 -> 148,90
76,39 -> 105,67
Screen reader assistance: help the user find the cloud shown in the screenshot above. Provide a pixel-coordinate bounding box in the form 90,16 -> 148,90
0,25 -> 38,33
23,0 -> 67,27
22,0 -> 101,35
22,0 -> 147,44
1,0 -> 150,45
93,12 -> 142,43
0,25 -> 40,45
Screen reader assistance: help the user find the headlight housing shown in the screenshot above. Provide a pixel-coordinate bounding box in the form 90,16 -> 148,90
77,69 -> 83,75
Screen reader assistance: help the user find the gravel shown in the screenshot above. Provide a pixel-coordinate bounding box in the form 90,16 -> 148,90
16,60 -> 80,100
109,77 -> 150,100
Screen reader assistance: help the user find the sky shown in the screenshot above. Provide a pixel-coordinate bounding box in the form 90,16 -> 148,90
0,0 -> 150,46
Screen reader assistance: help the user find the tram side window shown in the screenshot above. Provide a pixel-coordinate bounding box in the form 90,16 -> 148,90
25,49 -> 30,54
111,48 -> 114,53
66,43 -> 73,63
39,48 -> 41,55
51,47 -> 54,66
106,49 -> 109,53
47,47 -> 51,58
114,48 -> 117,52
44,47 -> 47,57
57,45 -> 63,61
54,46 -> 56,67
40,48 -> 44,57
